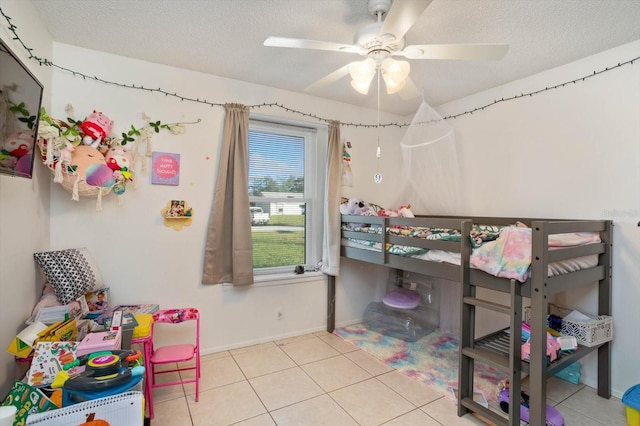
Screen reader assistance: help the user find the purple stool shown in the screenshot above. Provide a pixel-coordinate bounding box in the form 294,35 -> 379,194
382,288 -> 420,310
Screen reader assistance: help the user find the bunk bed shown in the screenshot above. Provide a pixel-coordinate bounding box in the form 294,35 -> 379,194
329,213 -> 612,426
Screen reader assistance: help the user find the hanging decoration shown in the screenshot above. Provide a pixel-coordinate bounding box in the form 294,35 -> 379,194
36,106 -> 200,210
341,140 -> 352,187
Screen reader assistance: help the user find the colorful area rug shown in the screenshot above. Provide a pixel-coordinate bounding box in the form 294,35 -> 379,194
335,323 -> 507,404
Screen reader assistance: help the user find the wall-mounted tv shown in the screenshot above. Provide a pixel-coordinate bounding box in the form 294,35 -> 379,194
0,37 -> 43,179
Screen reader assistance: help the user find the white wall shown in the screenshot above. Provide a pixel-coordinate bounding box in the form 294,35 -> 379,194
0,0 -> 52,398
435,40 -> 640,398
46,43 -> 405,354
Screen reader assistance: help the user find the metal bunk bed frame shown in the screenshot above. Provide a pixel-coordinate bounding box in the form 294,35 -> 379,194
328,215 -> 612,425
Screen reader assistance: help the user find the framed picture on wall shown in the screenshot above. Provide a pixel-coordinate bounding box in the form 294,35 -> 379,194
151,151 -> 180,185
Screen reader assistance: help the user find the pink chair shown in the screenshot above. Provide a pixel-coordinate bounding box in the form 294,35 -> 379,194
149,308 -> 200,418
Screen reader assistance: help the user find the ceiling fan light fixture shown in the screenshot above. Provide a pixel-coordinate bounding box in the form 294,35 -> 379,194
381,58 -> 410,94
350,79 -> 372,95
349,58 -> 376,95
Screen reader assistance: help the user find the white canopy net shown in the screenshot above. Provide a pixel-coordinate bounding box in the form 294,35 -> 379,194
392,101 -> 465,215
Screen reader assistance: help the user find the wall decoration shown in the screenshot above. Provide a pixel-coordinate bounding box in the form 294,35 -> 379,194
151,151 -> 180,185
161,200 -> 193,231
342,140 -> 352,187
35,106 -> 200,210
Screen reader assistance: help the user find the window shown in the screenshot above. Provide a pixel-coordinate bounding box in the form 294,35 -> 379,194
248,116 -> 326,274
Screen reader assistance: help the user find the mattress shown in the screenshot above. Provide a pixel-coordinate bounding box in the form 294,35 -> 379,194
341,223 -> 601,282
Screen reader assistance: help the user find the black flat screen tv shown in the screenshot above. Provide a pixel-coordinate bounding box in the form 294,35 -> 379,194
0,37 -> 43,179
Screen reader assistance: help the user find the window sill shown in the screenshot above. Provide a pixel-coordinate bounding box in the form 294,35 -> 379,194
222,271 -> 325,289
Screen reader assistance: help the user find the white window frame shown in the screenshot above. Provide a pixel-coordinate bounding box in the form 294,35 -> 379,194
248,114 -> 327,277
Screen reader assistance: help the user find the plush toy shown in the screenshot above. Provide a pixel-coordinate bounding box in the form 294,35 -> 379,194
104,146 -> 134,182
61,145 -> 115,200
378,204 -> 414,218
79,110 -> 113,148
340,197 -> 374,216
57,139 -> 75,164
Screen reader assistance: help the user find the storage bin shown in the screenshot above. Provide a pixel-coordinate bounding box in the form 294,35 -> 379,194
524,304 -> 613,347
62,373 -> 143,406
622,384 -> 640,426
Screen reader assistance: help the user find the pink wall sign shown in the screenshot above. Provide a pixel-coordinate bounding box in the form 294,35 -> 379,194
151,152 -> 180,185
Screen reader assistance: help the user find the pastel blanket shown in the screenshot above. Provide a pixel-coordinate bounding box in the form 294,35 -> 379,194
470,226 -> 601,282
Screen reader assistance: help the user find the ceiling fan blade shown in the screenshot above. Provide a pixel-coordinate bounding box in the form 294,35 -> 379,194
398,43 -> 509,60
264,36 -> 364,55
397,76 -> 421,100
304,63 -> 353,92
379,0 -> 432,43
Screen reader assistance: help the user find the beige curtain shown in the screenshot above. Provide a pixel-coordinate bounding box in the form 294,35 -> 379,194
321,121 -> 342,276
202,104 -> 254,286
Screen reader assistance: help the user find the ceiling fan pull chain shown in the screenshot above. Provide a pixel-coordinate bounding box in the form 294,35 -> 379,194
374,69 -> 383,184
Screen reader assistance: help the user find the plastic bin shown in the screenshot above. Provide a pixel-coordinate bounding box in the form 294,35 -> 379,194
622,384 -> 640,426
62,373 -> 143,406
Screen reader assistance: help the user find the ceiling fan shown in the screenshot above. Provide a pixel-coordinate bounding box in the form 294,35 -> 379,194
264,0 -> 508,99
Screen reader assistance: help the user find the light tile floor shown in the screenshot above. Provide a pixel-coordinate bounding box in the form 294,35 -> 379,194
145,331 -> 628,425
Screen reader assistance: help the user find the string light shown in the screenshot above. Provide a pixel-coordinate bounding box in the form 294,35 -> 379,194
1,7 -> 637,129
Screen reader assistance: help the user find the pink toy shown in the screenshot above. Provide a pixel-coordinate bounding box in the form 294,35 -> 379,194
521,332 -> 561,364
80,110 -> 114,148
378,204 -> 414,218
104,146 -> 134,183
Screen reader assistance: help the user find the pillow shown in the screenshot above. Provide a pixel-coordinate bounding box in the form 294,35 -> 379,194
33,248 -> 104,305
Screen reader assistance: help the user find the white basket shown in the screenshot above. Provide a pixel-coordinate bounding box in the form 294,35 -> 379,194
560,313 -> 613,347
524,304 -> 613,348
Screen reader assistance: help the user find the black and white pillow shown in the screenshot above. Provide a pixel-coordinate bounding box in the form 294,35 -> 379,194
33,248 -> 104,305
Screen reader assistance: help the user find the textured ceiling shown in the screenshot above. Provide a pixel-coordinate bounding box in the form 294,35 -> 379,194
29,0 -> 640,116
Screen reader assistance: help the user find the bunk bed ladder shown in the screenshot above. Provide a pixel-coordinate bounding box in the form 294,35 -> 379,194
458,220 -> 523,425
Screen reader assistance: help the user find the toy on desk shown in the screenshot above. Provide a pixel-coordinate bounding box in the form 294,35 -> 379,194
498,380 -> 565,426
55,349 -> 143,392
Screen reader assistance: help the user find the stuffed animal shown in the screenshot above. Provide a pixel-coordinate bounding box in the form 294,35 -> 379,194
340,197 -> 374,216
378,204 -> 414,218
61,145 -> 115,199
79,111 -> 113,148
104,146 -> 134,182
57,139 -> 75,164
